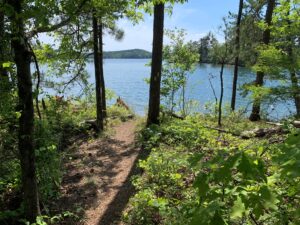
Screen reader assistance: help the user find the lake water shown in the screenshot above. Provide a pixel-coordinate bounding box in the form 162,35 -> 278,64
44,59 -> 296,120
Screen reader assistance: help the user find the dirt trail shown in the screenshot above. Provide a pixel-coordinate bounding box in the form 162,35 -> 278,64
57,120 -> 140,225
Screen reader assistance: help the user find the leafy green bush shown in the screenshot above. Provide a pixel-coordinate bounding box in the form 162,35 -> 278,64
107,105 -> 134,122
125,115 -> 299,225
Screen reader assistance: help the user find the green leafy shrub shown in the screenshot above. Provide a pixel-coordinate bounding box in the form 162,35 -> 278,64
107,105 -> 134,122
125,115 -> 299,225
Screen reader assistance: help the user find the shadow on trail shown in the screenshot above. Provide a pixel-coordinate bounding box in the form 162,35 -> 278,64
96,143 -> 149,225
53,128 -> 149,225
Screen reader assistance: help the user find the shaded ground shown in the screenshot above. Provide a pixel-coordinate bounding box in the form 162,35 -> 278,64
54,120 -> 143,225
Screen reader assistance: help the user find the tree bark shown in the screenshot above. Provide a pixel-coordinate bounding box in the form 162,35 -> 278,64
98,20 -> 107,118
93,15 -> 104,131
218,61 -> 225,127
285,1 -> 300,118
249,0 -> 275,121
182,83 -> 186,117
231,0 -> 243,111
290,72 -> 300,118
147,3 -> 164,125
8,0 -> 40,221
0,4 -> 9,90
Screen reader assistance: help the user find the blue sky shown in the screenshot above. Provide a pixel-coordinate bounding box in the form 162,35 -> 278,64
103,0 -> 239,51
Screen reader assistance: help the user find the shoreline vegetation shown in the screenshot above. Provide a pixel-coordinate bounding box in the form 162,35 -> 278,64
103,49 -> 152,59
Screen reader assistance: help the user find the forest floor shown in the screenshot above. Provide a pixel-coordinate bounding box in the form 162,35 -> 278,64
54,120 -> 142,225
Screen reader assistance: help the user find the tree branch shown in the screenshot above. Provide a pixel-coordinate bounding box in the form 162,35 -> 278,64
26,0 -> 89,38
27,42 -> 42,120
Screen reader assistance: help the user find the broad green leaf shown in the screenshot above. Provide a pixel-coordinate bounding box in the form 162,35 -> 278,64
189,153 -> 204,167
194,173 -> 209,197
230,196 -> 245,219
259,186 -> 279,210
2,62 -> 12,68
15,111 -> 22,119
210,211 -> 227,225
190,201 -> 221,225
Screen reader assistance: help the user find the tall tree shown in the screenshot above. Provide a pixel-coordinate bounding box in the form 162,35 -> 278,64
254,0 -> 300,118
92,0 -> 129,126
8,0 -> 40,221
249,0 -> 276,121
147,2 -> 165,125
4,0 -> 90,220
93,14 -> 104,131
198,32 -> 217,63
98,20 -> 107,119
285,0 -> 300,117
161,29 -> 199,117
231,0 -> 244,111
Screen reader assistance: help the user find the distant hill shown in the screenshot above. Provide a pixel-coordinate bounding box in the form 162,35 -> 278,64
103,49 -> 151,59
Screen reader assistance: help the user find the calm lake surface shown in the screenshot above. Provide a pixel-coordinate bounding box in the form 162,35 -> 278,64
49,59 -> 295,120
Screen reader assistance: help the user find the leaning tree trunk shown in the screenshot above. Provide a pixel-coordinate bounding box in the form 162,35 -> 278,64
93,15 -> 104,131
8,0 -> 40,222
98,20 -> 107,118
249,0 -> 275,121
147,3 -> 164,125
231,0 -> 243,111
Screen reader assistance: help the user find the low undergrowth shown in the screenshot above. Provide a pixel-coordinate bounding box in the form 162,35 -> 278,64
0,96 -> 133,225
124,115 -> 299,225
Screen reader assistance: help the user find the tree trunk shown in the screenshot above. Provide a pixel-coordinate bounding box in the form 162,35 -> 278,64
0,5 -> 9,90
147,3 -> 164,125
182,83 -> 186,117
98,20 -> 107,118
218,61 -> 225,127
249,0 -> 275,121
8,0 -> 40,221
290,72 -> 300,118
285,1 -> 300,118
170,81 -> 175,114
231,0 -> 243,111
93,15 -> 104,131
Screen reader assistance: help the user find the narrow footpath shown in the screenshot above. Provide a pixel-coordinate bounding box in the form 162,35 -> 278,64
56,120 -> 141,225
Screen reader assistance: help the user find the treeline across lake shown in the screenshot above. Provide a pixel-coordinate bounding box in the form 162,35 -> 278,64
0,0 -> 300,225
103,49 -> 152,59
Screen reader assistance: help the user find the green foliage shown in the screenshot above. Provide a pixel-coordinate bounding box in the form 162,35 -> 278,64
125,115 -> 300,224
161,28 -> 200,116
249,0 -> 300,118
21,211 -> 78,225
103,49 -> 151,59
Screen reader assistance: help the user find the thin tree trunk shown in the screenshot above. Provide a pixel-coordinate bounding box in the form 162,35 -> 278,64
147,3 -> 164,126
0,6 -> 5,73
8,0 -> 40,221
182,83 -> 186,117
93,15 -> 104,131
0,5 -> 9,89
29,43 -> 42,120
170,77 -> 175,114
98,20 -> 107,118
218,61 -> 225,127
290,72 -> 300,118
249,0 -> 275,121
231,0 -> 243,111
